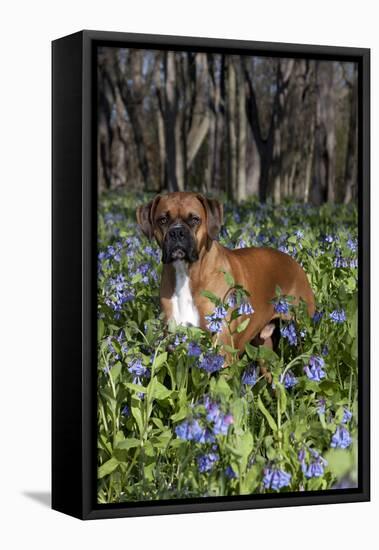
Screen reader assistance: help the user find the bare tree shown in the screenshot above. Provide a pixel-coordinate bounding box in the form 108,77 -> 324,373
244,58 -> 294,202
310,61 -> 337,204
343,63 -> 358,204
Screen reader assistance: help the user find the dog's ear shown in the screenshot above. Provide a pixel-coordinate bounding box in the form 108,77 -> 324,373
197,194 -> 224,240
136,195 -> 161,239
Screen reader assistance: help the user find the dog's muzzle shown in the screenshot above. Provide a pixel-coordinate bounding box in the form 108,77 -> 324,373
162,224 -> 198,264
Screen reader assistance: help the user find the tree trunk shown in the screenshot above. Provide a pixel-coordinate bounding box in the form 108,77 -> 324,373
244,58 -> 293,203
186,53 -> 209,170
236,59 -> 247,203
310,61 -> 336,204
344,64 -> 358,204
227,58 -> 237,200
163,51 -> 179,192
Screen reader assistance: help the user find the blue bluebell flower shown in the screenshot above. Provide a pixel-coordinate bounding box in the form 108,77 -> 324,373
213,413 -> 234,436
342,408 -> 353,424
227,292 -> 237,308
322,345 -> 329,356
105,273 -> 134,318
188,341 -> 202,357
280,369 -> 298,389
173,333 -> 188,347
331,425 -> 352,449
347,238 -> 357,252
304,355 -> 326,382
317,399 -> 326,415
204,398 -> 221,422
324,234 -> 334,244
274,298 -> 290,313
238,302 -> 254,315
195,427 -> 216,444
298,448 -> 307,474
330,309 -> 346,323
242,364 -> 259,386
205,306 -> 227,333
281,322 -> 297,346
312,310 -> 324,323
198,353 -> 224,373
175,419 -> 203,441
121,404 -> 130,417
197,452 -> 219,473
305,450 -> 328,479
128,357 -> 148,377
349,258 -> 358,268
225,466 -> 237,479
263,468 -> 292,490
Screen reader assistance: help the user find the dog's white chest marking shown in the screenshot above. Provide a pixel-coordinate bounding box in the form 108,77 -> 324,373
171,261 -> 200,327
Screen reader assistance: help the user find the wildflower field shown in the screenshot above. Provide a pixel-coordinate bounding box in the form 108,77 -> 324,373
97,191 -> 358,503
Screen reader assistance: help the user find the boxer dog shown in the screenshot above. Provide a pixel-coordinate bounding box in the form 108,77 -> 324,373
136,192 -> 315,353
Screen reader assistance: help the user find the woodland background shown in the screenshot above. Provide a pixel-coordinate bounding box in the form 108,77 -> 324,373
97,47 -> 358,204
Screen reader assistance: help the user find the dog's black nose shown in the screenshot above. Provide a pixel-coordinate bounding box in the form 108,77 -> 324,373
168,225 -> 185,241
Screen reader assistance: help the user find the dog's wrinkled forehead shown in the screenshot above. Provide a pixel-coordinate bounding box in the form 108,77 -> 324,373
154,193 -> 205,222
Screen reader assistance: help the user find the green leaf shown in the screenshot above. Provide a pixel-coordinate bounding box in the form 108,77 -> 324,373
221,270 -> 235,288
153,352 -> 167,371
98,319 -> 105,340
125,383 -> 147,394
98,457 -> 119,479
276,382 -> 287,415
115,438 -> 141,450
201,289 -> 220,304
213,376 -> 232,400
110,363 -> 122,383
236,318 -> 250,333
131,403 -> 144,435
245,343 -> 258,360
319,380 -> 339,396
257,395 -> 278,431
171,406 -> 189,422
149,378 -> 172,400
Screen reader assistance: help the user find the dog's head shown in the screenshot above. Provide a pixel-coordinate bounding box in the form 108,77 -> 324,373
136,192 -> 223,264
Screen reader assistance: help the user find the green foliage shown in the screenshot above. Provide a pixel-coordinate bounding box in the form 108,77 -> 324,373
97,192 -> 358,503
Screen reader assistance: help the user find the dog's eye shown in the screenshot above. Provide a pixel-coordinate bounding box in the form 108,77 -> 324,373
158,216 -> 168,226
190,216 -> 201,226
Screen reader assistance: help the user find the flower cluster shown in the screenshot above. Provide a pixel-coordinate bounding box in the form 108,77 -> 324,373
198,353 -> 224,373
280,321 -> 297,346
331,425 -> 352,449
175,398 -> 234,446
274,297 -> 290,315
104,273 -> 134,318
262,468 -> 291,490
299,448 -> 328,478
188,341 -> 202,357
330,309 -> 346,323
197,452 -> 219,473
205,305 -> 228,333
280,369 -> 298,389
238,301 -> 254,315
304,355 -> 326,382
241,364 -> 259,386
204,397 -> 234,436
175,419 -> 214,443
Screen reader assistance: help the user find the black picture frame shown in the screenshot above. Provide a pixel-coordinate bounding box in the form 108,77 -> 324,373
52,30 -> 370,520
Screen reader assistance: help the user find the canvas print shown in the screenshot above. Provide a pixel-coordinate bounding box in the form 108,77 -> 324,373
96,46 -> 358,504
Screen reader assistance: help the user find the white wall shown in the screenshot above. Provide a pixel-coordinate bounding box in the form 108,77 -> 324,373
0,1 -> 376,548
